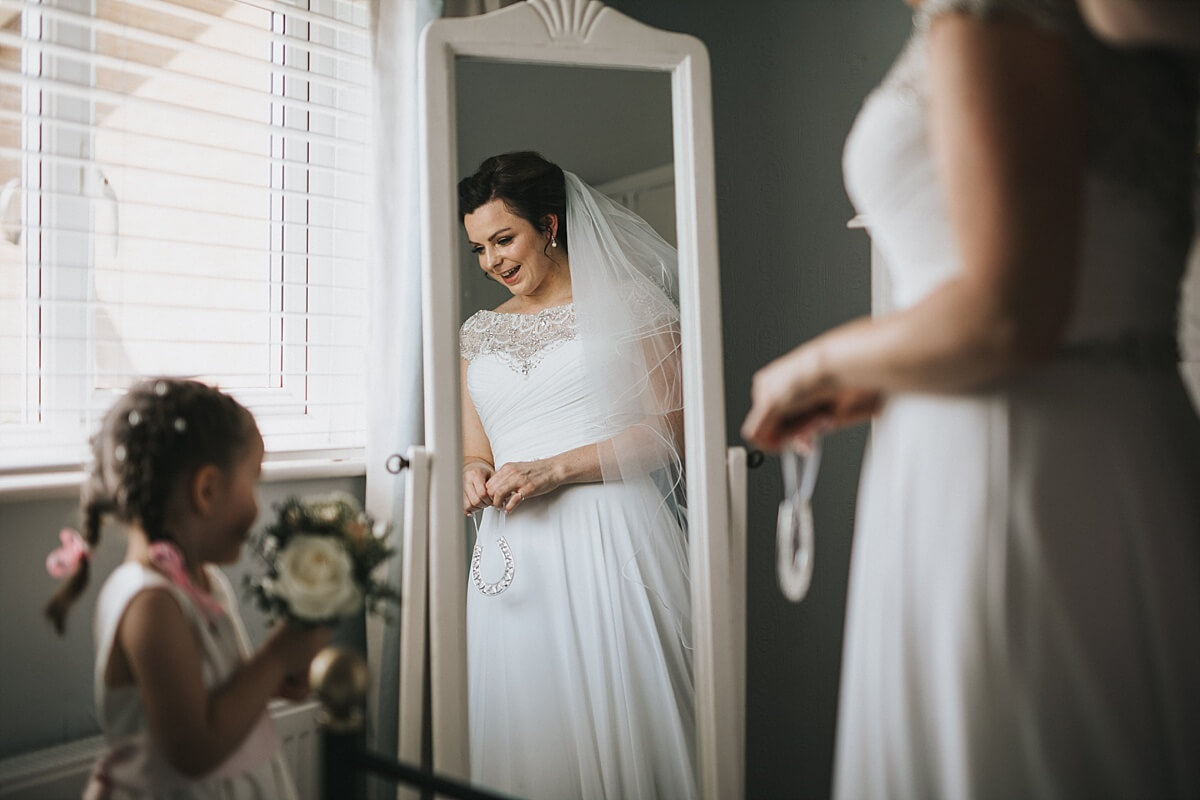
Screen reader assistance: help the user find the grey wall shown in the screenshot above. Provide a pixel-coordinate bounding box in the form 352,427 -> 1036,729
600,2 -> 910,797
456,60 -> 673,187
0,475 -> 365,759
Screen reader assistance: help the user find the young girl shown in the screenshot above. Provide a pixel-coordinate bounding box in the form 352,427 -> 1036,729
45,378 -> 330,799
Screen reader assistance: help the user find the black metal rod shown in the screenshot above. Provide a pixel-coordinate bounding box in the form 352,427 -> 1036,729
321,726 -> 517,800
352,749 -> 518,800
321,726 -> 366,799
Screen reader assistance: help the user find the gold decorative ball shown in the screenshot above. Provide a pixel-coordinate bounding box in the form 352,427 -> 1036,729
309,645 -> 369,723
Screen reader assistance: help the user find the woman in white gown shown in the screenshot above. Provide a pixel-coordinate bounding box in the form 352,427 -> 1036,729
457,152 -> 697,800
743,1 -> 1200,797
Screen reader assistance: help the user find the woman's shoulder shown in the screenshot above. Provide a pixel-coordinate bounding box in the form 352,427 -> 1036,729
459,309 -> 494,361
619,280 -> 679,332
459,307 -> 498,334
913,0 -> 1195,200
884,0 -> 1076,99
460,306 -> 512,363
460,296 -> 524,329
915,0 -> 1074,31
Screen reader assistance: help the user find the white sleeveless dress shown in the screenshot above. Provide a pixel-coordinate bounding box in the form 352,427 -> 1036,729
86,563 -> 298,800
460,303 -> 697,800
834,2 -> 1200,798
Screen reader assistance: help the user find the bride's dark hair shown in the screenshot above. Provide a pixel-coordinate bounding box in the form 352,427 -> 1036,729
458,151 -> 568,253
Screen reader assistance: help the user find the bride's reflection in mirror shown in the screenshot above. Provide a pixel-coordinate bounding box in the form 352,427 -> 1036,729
456,150 -> 695,799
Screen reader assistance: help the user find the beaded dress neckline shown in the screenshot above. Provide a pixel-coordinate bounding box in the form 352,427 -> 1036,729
460,302 -> 578,376
479,301 -> 574,316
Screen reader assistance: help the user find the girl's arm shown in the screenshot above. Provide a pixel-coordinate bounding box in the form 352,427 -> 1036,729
743,11 -> 1083,450
461,358 -> 496,513
119,587 -> 328,777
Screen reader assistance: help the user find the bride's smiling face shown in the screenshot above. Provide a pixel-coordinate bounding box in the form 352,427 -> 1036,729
464,198 -> 560,296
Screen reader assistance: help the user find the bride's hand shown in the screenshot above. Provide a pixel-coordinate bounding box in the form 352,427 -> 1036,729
742,343 -> 883,451
486,459 -> 561,512
463,460 -> 495,514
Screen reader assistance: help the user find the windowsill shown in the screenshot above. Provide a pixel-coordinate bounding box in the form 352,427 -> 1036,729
0,455 -> 367,503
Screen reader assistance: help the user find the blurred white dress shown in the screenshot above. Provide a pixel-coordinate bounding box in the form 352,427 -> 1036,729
460,303 -> 697,800
835,1 -> 1200,798
86,564 -> 297,799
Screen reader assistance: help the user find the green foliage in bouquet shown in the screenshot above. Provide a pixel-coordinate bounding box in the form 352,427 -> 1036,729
245,493 -> 398,625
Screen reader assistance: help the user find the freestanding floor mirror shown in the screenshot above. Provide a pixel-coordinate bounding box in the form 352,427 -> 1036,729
414,2 -> 746,797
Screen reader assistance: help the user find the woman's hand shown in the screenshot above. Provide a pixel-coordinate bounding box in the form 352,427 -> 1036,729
463,460 -> 495,514
742,343 -> 883,452
485,458 -> 563,512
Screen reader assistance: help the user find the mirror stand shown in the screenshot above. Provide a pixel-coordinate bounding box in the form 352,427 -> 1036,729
414,3 -> 745,797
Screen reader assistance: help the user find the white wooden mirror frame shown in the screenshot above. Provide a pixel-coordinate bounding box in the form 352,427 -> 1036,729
416,2 -> 745,797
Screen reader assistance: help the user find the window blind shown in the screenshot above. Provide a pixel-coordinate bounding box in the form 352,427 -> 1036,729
0,0 -> 371,471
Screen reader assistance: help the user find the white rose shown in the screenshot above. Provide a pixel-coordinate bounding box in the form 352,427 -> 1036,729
272,534 -> 362,622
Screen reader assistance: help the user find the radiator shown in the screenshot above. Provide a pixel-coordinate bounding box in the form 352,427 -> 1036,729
0,700 -> 321,799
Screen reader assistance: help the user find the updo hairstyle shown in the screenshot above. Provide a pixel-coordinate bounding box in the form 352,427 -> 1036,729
45,378 -> 259,633
457,151 -> 568,254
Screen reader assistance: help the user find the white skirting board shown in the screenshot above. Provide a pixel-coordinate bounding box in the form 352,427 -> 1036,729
0,700 -> 321,799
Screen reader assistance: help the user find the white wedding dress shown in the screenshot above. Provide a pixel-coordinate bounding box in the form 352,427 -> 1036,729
460,303 -> 697,800
835,1 -> 1200,798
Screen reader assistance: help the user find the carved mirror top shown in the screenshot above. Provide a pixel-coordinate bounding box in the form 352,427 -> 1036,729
423,0 -> 707,69
525,0 -> 606,42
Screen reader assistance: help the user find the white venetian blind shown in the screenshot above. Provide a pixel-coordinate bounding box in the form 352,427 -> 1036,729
0,0 -> 370,471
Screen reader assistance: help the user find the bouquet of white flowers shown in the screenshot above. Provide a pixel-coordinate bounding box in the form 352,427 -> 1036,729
246,493 -> 397,625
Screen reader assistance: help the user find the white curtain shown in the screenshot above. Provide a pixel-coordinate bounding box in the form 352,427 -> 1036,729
365,0 -> 442,794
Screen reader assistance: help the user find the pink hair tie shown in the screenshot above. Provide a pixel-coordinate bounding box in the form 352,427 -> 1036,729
148,541 -> 226,624
46,528 -> 89,579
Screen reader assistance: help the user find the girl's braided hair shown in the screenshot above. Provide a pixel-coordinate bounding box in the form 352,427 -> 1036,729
45,378 -> 258,633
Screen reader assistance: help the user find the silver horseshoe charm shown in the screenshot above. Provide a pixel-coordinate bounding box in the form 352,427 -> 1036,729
470,511 -> 515,596
777,437 -> 821,602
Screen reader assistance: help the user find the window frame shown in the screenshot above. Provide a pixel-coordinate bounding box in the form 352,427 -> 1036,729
0,0 -> 370,475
